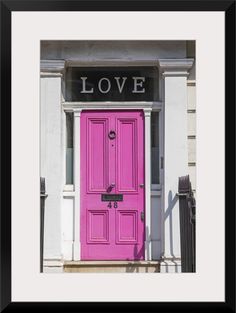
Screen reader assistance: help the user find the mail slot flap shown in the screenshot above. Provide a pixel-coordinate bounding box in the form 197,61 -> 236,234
101,194 -> 123,201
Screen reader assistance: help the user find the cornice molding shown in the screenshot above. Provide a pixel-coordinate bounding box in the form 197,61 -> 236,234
158,58 -> 194,77
40,60 -> 65,73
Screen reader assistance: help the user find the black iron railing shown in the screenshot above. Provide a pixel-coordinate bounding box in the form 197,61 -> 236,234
178,175 -> 196,272
40,177 -> 47,272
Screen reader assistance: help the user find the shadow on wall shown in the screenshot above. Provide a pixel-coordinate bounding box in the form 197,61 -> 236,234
125,262 -> 159,273
161,261 -> 179,273
125,228 -> 159,273
125,243 -> 144,273
164,191 -> 178,258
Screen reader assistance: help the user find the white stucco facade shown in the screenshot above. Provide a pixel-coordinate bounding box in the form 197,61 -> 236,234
40,40 -> 195,273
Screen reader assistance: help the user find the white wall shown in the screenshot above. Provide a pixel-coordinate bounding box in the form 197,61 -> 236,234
41,76 -> 63,259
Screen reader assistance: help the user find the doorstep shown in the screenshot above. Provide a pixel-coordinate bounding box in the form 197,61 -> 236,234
63,260 -> 160,273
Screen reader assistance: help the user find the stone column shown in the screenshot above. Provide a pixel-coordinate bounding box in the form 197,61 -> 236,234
159,59 -> 194,272
40,60 -> 65,264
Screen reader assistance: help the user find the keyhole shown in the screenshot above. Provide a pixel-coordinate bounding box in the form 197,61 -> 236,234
114,201 -> 118,208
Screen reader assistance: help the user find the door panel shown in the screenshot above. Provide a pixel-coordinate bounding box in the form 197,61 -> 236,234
117,119 -> 138,192
87,209 -> 109,243
87,118 -> 109,192
81,110 -> 144,260
116,210 -> 138,243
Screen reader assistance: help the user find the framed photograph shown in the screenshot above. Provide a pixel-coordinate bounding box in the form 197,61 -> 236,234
1,0 -> 235,312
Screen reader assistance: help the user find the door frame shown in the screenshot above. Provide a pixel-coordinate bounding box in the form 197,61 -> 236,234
63,101 -> 163,261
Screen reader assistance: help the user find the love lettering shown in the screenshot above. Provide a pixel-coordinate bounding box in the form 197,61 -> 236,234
80,77 -> 146,94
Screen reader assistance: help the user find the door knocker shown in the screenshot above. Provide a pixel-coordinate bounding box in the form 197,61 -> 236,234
108,130 -> 116,139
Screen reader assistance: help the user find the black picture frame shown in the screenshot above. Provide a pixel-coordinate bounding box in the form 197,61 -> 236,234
1,1 -> 235,312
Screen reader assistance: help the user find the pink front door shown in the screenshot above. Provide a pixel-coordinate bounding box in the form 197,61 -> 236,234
80,110 -> 145,260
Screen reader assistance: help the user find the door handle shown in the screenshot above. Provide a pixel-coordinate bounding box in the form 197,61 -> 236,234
110,183 -> 115,188
141,212 -> 145,221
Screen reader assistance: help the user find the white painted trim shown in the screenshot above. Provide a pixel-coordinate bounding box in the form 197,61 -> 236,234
160,259 -> 182,273
187,79 -> 196,85
159,102 -> 165,258
61,106 -> 67,261
73,110 -> 82,260
40,59 -> 65,72
158,58 -> 194,71
144,108 -> 152,261
151,190 -> 162,197
63,191 -> 75,197
40,72 -> 63,77
43,260 -> 64,267
162,71 -> 190,77
66,59 -> 159,67
159,59 -> 194,78
62,101 -> 159,111
63,184 -> 74,192
62,110 -> 67,194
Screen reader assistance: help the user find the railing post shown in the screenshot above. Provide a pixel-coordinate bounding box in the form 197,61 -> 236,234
178,175 -> 196,272
40,177 -> 47,272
